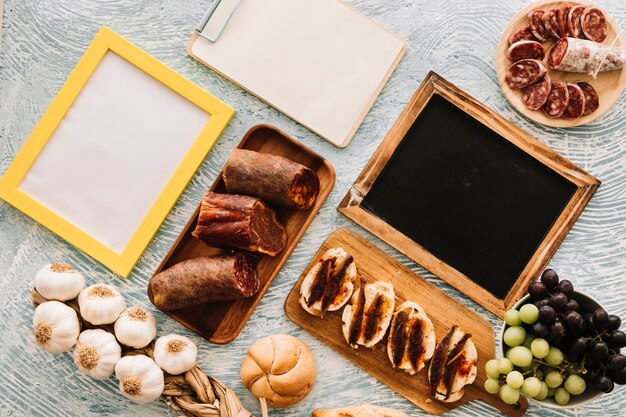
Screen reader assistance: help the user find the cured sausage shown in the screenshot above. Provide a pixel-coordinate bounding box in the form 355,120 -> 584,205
507,40 -> 545,62
508,26 -> 538,45
522,74 -> 552,110
149,253 -> 259,311
562,83 -> 586,120
192,192 -> 287,256
528,9 -> 549,41
581,7 -> 608,43
558,3 -> 573,38
505,59 -> 547,89
223,149 -> 320,210
577,81 -> 600,115
548,37 -> 625,74
542,81 -> 569,118
544,8 -> 562,39
568,5 -> 586,39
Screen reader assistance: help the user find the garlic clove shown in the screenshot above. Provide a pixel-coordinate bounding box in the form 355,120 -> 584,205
74,329 -> 121,379
153,334 -> 197,375
33,301 -> 80,354
115,355 -> 164,403
34,262 -> 85,301
78,284 -> 126,325
114,306 -> 157,349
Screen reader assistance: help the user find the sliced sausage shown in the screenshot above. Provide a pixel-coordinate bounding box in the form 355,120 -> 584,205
581,7 -> 608,42
542,81 -> 569,118
528,9 -> 549,41
508,26 -> 538,45
544,8 -> 562,39
568,5 -> 586,39
577,81 -> 600,115
149,253 -> 259,311
522,75 -> 552,110
505,59 -> 547,89
223,149 -> 320,209
558,3 -> 573,38
507,40 -> 545,62
562,83 -> 586,120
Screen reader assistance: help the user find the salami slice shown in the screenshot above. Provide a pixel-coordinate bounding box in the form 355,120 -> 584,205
568,5 -> 586,39
505,59 -> 548,89
548,37 -> 625,74
577,81 -> 600,115
542,81 -> 569,118
559,3 -> 573,38
528,9 -> 549,41
562,83 -> 586,120
507,40 -> 545,62
544,8 -> 562,39
509,26 -> 538,45
581,7 -> 608,43
522,75 -> 552,110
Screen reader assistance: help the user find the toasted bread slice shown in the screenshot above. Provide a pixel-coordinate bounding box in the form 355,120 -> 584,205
387,301 -> 436,374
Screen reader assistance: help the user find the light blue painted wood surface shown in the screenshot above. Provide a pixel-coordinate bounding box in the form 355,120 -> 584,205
1,1 -> 625,416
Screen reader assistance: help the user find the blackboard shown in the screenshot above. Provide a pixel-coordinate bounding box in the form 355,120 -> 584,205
361,94 -> 576,299
339,72 -> 599,317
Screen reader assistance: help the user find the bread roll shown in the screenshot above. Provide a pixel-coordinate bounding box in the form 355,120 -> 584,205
312,404 -> 409,417
240,334 -> 315,407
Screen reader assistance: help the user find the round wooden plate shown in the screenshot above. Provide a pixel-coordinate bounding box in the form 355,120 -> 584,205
496,0 -> 626,128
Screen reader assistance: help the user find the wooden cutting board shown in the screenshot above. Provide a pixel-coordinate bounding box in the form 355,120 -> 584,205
285,229 -> 527,416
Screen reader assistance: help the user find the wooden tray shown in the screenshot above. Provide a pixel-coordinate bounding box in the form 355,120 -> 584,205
149,124 -> 335,344
496,0 -> 626,128
285,229 -> 528,416
285,229 -> 527,416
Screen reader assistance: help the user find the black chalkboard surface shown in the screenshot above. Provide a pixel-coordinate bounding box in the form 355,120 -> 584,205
361,94 -> 576,299
339,72 -> 599,317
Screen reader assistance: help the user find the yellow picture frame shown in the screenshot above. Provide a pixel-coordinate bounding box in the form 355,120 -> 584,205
0,26 -> 235,277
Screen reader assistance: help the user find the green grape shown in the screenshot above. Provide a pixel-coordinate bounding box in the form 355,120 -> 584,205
509,346 -> 533,367
519,304 -> 539,324
522,334 -> 535,349
555,387 -> 570,405
497,358 -> 514,374
484,378 -> 501,394
564,375 -> 586,395
535,381 -> 549,400
505,348 -> 512,360
545,371 -> 564,388
530,338 -> 550,359
504,309 -> 522,326
521,376 -> 542,397
547,387 -> 556,398
499,384 -> 520,405
485,359 -> 500,379
506,371 -> 524,389
504,326 -> 527,347
545,347 -> 564,366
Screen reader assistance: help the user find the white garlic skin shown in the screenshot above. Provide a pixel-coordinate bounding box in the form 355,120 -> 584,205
114,306 -> 157,348
115,355 -> 164,403
73,329 -> 121,379
34,262 -> 85,301
153,334 -> 197,375
33,301 -> 80,354
78,284 -> 126,325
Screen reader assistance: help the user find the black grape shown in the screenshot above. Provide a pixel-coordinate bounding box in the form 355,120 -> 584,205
535,298 -> 550,309
609,368 -> 626,385
593,309 -> 610,330
569,337 -> 588,361
541,269 -> 559,289
550,322 -> 566,343
565,299 -> 579,312
608,315 -> 622,331
557,280 -> 574,298
528,281 -> 548,299
539,305 -> 556,324
607,354 -> 626,372
584,313 -> 595,334
531,321 -> 549,338
610,330 -> 626,348
598,376 -> 614,393
549,293 -> 568,312
564,311 -> 583,329
591,341 -> 610,361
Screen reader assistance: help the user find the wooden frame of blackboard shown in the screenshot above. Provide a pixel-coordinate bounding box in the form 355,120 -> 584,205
338,71 -> 600,318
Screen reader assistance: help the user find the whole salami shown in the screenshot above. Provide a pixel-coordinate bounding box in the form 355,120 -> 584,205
542,81 -> 569,118
507,40 -> 545,62
523,75 -> 552,110
577,81 -> 600,115
506,59 -> 548,89
548,37 -> 625,74
528,9 -> 549,41
562,83 -> 586,120
192,192 -> 287,256
223,149 -> 320,209
581,7 -> 608,43
149,253 -> 260,311
568,5 -> 586,39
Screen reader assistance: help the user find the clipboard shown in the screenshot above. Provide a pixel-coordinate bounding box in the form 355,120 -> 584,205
187,0 -> 407,147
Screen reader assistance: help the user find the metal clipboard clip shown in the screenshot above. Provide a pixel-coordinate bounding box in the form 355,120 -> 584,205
196,0 -> 241,42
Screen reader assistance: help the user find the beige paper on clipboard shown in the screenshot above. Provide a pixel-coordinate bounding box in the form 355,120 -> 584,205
187,0 -> 407,147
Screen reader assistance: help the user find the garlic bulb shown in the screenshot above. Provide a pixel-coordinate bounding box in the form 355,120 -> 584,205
114,306 -> 157,348
33,301 -> 80,353
78,284 -> 126,325
153,334 -> 197,375
115,355 -> 164,403
34,262 -> 85,301
73,329 -> 121,379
